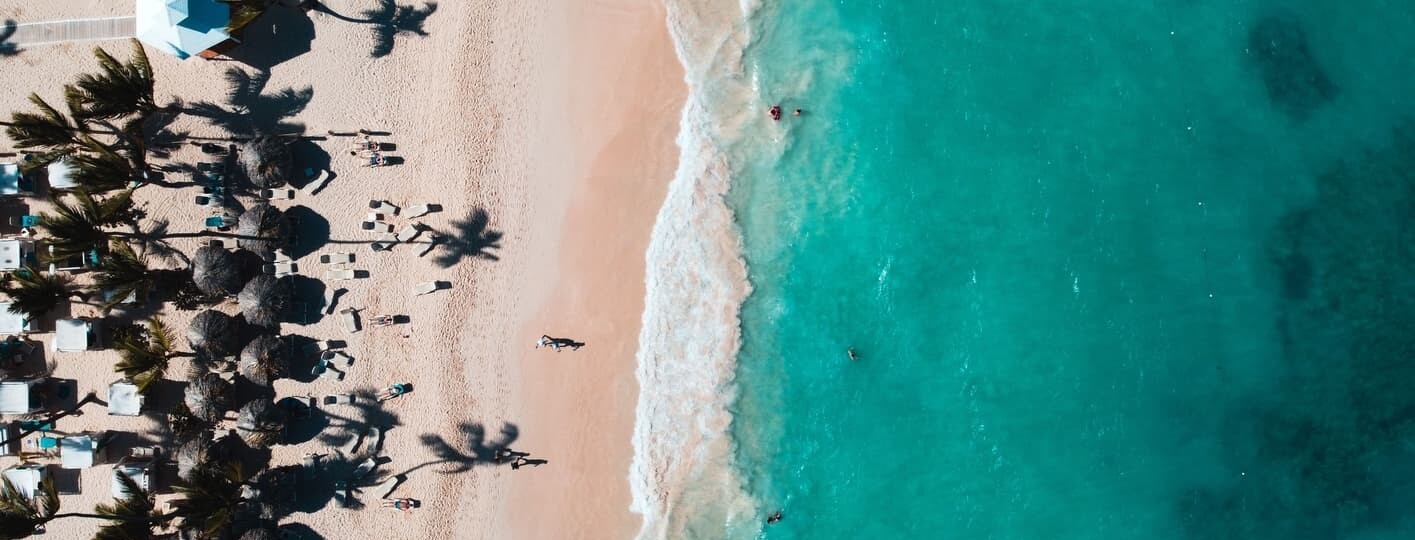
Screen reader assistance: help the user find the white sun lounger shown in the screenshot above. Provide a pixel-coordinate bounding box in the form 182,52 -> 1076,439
413,281 -> 440,296
405,204 -> 430,218
351,457 -> 379,480
260,188 -> 295,200
326,269 -> 356,280
322,350 -> 354,368
303,340 -> 334,356
364,221 -> 394,234
377,474 -> 405,498
323,287 -> 343,315
302,169 -> 331,193
322,394 -> 354,405
340,307 -> 361,333
320,253 -> 354,264
263,261 -> 296,276
417,235 -> 443,257
394,223 -> 423,243
369,200 -> 400,215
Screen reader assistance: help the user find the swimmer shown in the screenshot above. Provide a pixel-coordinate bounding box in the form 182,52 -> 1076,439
847,347 -> 858,362
766,510 -> 783,524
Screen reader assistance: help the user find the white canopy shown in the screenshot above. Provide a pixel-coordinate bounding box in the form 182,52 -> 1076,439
108,382 -> 143,416
54,319 -> 93,352
47,159 -> 77,190
2,464 -> 46,499
0,304 -> 29,334
112,462 -> 151,497
136,0 -> 232,60
0,380 -> 38,414
60,434 -> 99,469
0,163 -> 19,196
0,239 -> 30,271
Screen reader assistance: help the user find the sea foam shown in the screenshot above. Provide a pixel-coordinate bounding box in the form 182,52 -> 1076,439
629,0 -> 765,538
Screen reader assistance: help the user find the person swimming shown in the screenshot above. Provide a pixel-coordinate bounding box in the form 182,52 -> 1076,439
766,510 -> 784,524
847,347 -> 858,362
769,105 -> 783,121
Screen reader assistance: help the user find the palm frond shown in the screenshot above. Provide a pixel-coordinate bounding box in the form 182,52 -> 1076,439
1,267 -> 78,320
5,94 -> 81,152
94,241 -> 152,311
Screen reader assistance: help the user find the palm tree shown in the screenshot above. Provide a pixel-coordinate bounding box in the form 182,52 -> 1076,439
171,462 -> 245,540
68,142 -> 142,193
94,241 -> 154,311
1,268 -> 81,320
65,40 -> 157,123
0,477 -> 114,538
93,473 -> 168,540
2,94 -> 85,166
39,189 -> 134,259
236,398 -> 286,449
115,318 -> 187,392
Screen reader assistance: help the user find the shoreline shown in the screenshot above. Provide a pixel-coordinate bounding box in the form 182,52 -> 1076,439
497,0 -> 685,538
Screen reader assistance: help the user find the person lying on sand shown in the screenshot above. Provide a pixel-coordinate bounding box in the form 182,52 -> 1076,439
377,383 -> 411,402
382,498 -> 420,511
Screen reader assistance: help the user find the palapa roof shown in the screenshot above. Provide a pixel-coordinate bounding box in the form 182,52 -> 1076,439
236,203 -> 291,261
238,275 -> 290,328
239,135 -> 293,188
192,245 -> 242,296
175,436 -> 216,480
184,372 -> 232,422
239,526 -> 279,540
187,309 -> 240,356
236,398 -> 285,449
239,334 -> 287,386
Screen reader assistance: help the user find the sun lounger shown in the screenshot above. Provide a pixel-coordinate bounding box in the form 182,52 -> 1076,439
352,457 -> 379,480
326,269 -> 356,280
263,262 -> 296,276
370,239 -> 394,251
340,307 -> 361,333
394,223 -> 423,243
322,394 -> 354,405
412,281 -> 440,296
302,170 -> 332,194
376,474 -> 404,498
366,427 -> 383,455
323,287 -> 342,315
311,360 -> 345,381
322,350 -> 354,368
365,222 -> 394,234
302,340 -> 332,356
260,188 -> 295,200
405,203 -> 440,218
369,200 -> 400,215
320,253 -> 354,264
417,235 -> 443,257
204,215 -> 233,229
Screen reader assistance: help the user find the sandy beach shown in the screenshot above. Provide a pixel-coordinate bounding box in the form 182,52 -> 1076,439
0,0 -> 680,538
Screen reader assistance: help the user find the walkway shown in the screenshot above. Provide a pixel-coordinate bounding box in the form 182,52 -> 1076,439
7,17 -> 136,47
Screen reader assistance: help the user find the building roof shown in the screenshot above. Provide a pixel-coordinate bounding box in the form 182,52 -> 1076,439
0,380 -> 37,415
2,464 -> 46,499
112,461 -> 151,497
47,159 -> 77,190
60,434 -> 98,469
136,0 -> 232,60
54,319 -> 92,352
109,382 -> 143,416
0,163 -> 19,196
0,304 -> 29,334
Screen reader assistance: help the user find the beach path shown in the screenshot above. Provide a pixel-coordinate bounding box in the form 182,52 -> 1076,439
6,16 -> 135,46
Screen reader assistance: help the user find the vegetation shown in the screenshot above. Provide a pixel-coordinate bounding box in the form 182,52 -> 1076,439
171,463 -> 246,540
39,189 -> 135,260
93,241 -> 154,311
114,318 -> 183,392
0,267 -> 81,320
0,477 -> 115,538
93,474 -> 168,540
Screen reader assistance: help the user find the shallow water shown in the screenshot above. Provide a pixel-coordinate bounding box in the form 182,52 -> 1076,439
638,0 -> 1415,538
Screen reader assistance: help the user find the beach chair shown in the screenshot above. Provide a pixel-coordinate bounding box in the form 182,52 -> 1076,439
326,269 -> 356,280
370,239 -> 394,251
263,262 -> 296,276
302,340 -> 333,356
369,200 -> 400,215
394,223 -> 423,243
260,188 -> 295,200
363,221 -> 394,234
195,195 -> 211,206
412,281 -> 441,296
204,215 -> 230,229
417,235 -> 443,257
320,253 -> 354,264
352,457 -> 379,480
322,350 -> 354,368
322,394 -> 354,405
323,287 -> 343,315
302,169 -> 332,193
311,360 -> 344,381
340,308 -> 361,333
366,427 -> 383,454
207,238 -> 233,249
376,474 -> 404,499
404,204 -> 437,218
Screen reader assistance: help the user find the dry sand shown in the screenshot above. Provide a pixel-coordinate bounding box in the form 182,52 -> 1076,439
0,0 -> 681,538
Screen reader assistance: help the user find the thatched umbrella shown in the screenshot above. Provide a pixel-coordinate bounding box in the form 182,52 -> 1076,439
188,310 -> 241,356
238,275 -> 290,328
175,437 -> 216,480
236,398 -> 286,449
185,372 -> 232,422
192,245 -> 241,296
239,525 -> 279,540
239,134 -> 293,188
239,334 -> 287,386
236,203 -> 290,261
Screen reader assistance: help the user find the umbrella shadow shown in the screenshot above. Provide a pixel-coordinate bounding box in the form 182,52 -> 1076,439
286,205 -> 330,260
286,274 -> 328,326
430,208 -> 502,268
224,5 -> 316,71
289,139 -> 332,190
0,20 -> 18,57
186,67 -> 313,137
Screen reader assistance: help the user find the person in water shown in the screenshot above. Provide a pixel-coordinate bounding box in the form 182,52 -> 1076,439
794,108 -> 803,116
766,510 -> 784,524
847,347 -> 858,362
769,105 -> 782,121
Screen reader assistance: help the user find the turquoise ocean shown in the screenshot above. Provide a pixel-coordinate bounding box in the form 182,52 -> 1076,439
631,1 -> 1415,539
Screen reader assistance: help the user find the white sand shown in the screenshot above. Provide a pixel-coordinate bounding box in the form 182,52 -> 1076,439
0,0 -> 681,538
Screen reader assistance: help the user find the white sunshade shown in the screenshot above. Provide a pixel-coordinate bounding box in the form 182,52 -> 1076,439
54,319 -> 92,352
0,163 -> 19,196
108,382 -> 143,416
0,381 -> 36,414
136,0 -> 232,60
47,159 -> 77,190
2,465 -> 46,499
112,463 -> 151,497
0,304 -> 29,334
60,435 -> 97,469
0,240 -> 24,271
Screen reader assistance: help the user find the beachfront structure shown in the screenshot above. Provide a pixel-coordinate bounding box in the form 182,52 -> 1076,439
2,463 -> 47,499
112,457 -> 153,496
60,433 -> 107,469
0,238 -> 35,272
109,381 -> 144,416
0,379 -> 44,415
53,318 -> 98,352
136,0 -> 236,60
0,305 -> 31,335
47,159 -> 78,191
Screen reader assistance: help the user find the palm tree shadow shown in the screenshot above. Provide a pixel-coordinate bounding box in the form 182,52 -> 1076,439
0,20 -> 19,57
186,67 -> 313,137
362,1 -> 439,58
398,421 -> 518,477
431,208 -> 502,268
